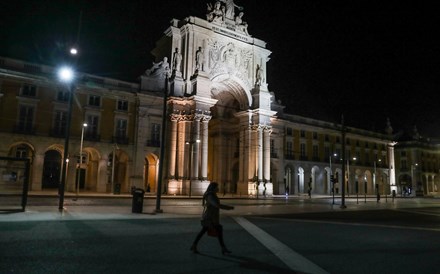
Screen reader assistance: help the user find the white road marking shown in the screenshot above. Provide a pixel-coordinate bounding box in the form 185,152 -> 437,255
395,208 -> 440,217
252,216 -> 440,233
233,216 -> 329,274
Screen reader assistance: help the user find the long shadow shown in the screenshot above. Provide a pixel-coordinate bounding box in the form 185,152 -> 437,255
0,208 -> 24,214
197,253 -> 298,274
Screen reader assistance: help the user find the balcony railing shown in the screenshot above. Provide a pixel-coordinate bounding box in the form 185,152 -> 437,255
284,154 -> 295,160
49,128 -> 66,138
112,136 -> 129,145
13,125 -> 36,135
146,139 -> 160,147
84,133 -> 100,142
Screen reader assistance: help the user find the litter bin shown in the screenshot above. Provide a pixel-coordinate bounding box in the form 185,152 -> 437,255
132,188 -> 145,213
114,183 -> 121,194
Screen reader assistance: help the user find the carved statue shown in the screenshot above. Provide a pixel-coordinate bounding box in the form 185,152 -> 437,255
255,64 -> 263,86
172,48 -> 182,72
145,57 -> 171,78
195,46 -> 204,72
206,1 -> 224,23
235,12 -> 249,35
219,0 -> 243,20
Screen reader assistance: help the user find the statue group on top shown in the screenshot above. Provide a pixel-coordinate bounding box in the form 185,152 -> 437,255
206,0 -> 249,35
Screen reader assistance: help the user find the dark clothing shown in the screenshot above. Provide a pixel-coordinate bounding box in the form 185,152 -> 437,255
192,189 -> 233,251
201,191 -> 232,226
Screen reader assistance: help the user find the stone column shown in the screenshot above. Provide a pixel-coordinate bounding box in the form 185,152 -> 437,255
257,125 -> 264,195
201,116 -> 210,180
177,118 -> 186,179
193,114 -> 202,179
263,127 -> 273,195
388,143 -> 397,194
169,114 -> 179,179
31,152 -> 44,191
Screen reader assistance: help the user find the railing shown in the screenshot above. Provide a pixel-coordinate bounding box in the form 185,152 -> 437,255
146,140 -> 160,147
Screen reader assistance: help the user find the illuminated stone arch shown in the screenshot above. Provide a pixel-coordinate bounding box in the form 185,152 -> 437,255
297,166 -> 305,193
144,153 -> 159,192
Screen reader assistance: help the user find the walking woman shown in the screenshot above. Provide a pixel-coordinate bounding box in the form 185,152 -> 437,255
190,182 -> 234,255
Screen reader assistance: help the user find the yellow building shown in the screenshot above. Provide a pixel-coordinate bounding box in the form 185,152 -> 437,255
1,2 -> 438,198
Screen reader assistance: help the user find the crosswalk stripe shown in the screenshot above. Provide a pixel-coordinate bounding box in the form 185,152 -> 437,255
233,216 -> 329,274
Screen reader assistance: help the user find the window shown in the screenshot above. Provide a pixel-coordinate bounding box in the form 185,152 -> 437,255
325,134 -> 329,142
56,90 -> 69,102
313,132 -> 318,140
17,105 -> 34,132
115,119 -> 127,138
53,110 -> 67,136
117,100 -> 128,111
21,84 -> 36,97
270,139 -> 277,157
401,151 -> 406,157
324,146 -> 330,159
401,160 -> 407,170
286,141 -> 293,158
313,145 -> 318,159
86,115 -> 99,139
88,95 -> 101,107
336,136 -> 340,143
336,148 -> 341,159
300,143 -> 306,157
15,145 -> 29,158
300,130 -> 306,138
148,123 -> 161,146
286,127 -> 292,136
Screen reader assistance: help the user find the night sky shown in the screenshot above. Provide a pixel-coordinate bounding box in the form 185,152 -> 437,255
1,1 -> 439,137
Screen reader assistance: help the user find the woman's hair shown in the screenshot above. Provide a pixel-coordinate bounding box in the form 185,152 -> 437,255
205,182 -> 218,193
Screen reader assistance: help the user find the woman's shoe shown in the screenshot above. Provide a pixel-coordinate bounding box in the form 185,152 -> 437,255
221,247 -> 232,255
190,245 -> 199,254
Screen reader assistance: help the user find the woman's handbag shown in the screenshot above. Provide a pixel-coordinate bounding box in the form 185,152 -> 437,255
207,226 -> 218,237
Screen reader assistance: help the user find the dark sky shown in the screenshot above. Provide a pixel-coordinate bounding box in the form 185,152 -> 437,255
1,1 -> 440,137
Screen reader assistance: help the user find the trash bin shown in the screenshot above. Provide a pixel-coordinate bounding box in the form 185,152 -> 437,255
132,188 -> 145,213
114,183 -> 121,194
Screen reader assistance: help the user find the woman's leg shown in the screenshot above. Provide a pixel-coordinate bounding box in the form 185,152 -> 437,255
191,226 -> 208,253
215,225 -> 231,254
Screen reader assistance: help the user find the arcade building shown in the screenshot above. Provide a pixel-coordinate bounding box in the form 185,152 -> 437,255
1,2 -> 439,198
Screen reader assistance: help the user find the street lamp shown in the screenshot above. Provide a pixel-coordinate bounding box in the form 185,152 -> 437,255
155,72 -> 170,213
411,163 -> 418,196
74,123 -> 87,200
57,66 -> 75,210
330,153 -> 337,204
111,143 -> 119,194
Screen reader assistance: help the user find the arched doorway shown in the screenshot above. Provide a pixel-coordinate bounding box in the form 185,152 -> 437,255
298,167 -> 304,193
285,166 -> 293,195
42,150 -> 61,189
144,153 -> 158,192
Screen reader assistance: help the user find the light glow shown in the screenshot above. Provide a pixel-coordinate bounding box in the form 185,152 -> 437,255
58,66 -> 74,82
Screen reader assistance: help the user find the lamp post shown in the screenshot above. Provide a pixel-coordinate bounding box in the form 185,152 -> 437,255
340,115 -> 346,209
57,66 -> 75,210
330,153 -> 337,204
155,72 -> 170,213
74,123 -> 87,200
111,143 -> 119,194
411,163 -> 418,197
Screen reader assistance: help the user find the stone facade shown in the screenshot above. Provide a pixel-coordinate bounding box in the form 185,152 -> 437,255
4,2 -> 436,198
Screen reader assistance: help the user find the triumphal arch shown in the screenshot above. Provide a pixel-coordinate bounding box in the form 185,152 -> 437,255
140,1 -> 276,196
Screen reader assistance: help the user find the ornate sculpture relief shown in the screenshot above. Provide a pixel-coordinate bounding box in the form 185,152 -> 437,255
206,1 -> 250,36
144,57 -> 171,78
206,39 -> 252,89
